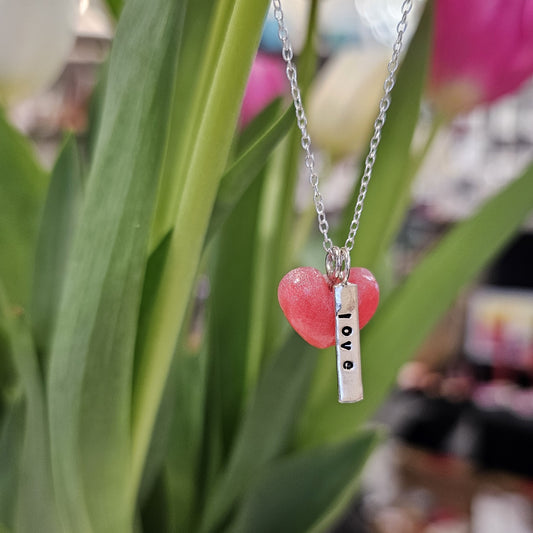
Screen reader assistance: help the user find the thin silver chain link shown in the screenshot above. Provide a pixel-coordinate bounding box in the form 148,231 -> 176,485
272,0 -> 413,252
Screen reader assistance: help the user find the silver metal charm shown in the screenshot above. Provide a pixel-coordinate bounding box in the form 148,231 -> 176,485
335,283 -> 363,403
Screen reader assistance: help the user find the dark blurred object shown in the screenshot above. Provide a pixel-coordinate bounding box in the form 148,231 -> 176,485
487,233 -> 533,289
331,496 -> 371,533
381,389 -> 533,479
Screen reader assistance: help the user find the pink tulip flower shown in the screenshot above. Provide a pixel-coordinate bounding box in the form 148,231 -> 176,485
239,52 -> 287,128
429,0 -> 533,115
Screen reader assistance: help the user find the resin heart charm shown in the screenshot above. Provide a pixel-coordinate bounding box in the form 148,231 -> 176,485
278,267 -> 379,349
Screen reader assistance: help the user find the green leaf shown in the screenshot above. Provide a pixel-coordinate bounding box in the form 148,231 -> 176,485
135,236 -> 174,505
201,103 -> 295,485
0,110 -> 46,306
139,472 -> 172,533
231,429 -> 380,533
86,62 -> 108,162
243,146 -> 294,385
207,175 -> 265,461
103,0 -> 123,19
300,163 -> 533,446
164,346 -> 209,533
0,270 -> 24,532
131,0 -> 271,493
136,235 -> 209,532
206,103 -> 293,242
340,2 -> 433,269
30,136 -> 82,357
200,334 -> 318,533
0,285 -> 61,533
235,97 -> 286,154
12,329 -> 61,533
0,324 -> 17,406
211,108 -> 302,422
0,401 -> 25,530
47,0 -> 187,530
150,0 -> 216,249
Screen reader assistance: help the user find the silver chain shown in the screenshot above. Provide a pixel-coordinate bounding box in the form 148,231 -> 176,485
272,0 -> 412,253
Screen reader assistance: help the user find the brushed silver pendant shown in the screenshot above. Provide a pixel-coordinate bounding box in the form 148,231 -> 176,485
334,283 -> 363,403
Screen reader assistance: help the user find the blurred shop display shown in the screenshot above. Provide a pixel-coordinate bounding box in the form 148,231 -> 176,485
338,441 -> 533,533
415,80 -> 533,222
339,233 -> 533,533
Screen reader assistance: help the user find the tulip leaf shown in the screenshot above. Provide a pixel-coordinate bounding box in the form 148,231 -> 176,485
206,103 -> 293,241
136,235 -> 209,533
0,284 -> 61,533
0,271 -> 18,405
149,0 -> 216,249
235,97 -> 285,154
340,1 -> 433,270
164,345 -> 209,533
0,402 -> 25,530
0,111 -> 46,307
13,333 -> 61,533
205,103 -> 297,462
86,62 -> 108,161
30,136 -> 82,357
131,0 -> 270,492
103,0 -> 123,19
199,333 -> 318,533
231,429 -> 380,533
207,175 -> 265,462
47,0 -> 186,530
133,233 -> 173,504
300,162 -> 533,446
0,324 -> 17,405
244,148 -> 295,385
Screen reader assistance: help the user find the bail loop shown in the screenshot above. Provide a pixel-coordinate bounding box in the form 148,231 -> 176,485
325,246 -> 350,286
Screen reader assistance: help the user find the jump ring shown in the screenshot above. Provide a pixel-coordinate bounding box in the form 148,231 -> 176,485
325,246 -> 350,285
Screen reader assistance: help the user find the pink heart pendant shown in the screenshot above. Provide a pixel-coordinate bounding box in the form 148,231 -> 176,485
278,267 -> 379,349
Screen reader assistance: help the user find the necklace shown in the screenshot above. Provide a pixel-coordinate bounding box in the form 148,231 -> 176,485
274,0 -> 413,403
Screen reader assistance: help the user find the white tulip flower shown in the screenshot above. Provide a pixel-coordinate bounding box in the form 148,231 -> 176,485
0,0 -> 78,105
308,47 -> 390,160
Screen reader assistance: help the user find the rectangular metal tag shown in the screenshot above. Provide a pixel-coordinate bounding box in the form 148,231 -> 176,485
334,283 -> 363,403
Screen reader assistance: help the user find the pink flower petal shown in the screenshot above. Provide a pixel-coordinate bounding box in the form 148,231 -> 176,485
430,0 -> 533,114
239,52 -> 287,128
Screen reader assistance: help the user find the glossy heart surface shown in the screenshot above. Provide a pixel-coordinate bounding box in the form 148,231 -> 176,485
278,267 -> 379,349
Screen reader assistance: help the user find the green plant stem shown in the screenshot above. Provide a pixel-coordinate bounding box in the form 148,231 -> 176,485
131,0 -> 270,494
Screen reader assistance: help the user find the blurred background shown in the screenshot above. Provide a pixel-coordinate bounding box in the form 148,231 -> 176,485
3,0 -> 533,531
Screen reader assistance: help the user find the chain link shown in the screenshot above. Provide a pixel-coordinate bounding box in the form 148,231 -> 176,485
272,0 -> 413,253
